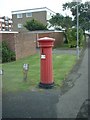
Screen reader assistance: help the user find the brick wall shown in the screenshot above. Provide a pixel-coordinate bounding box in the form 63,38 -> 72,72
15,32 -> 36,60
2,33 -> 16,51
1,31 -> 64,60
0,33 -> 2,42
1,32 -> 37,60
37,31 -> 64,48
53,32 -> 63,47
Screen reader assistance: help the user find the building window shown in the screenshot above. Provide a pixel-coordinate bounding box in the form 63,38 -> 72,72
17,13 -> 22,18
26,12 -> 32,17
18,23 -> 22,28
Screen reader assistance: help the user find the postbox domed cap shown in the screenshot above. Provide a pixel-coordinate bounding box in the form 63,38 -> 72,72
38,37 -> 55,42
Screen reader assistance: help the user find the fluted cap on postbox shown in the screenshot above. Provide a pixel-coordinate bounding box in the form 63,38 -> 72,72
37,37 -> 55,48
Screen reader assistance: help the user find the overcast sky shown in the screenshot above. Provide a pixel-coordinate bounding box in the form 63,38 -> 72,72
0,0 -> 87,18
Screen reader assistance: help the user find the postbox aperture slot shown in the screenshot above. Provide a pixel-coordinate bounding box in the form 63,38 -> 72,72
42,48 -> 44,54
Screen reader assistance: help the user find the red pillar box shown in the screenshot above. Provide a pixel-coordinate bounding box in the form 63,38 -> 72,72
38,37 -> 55,88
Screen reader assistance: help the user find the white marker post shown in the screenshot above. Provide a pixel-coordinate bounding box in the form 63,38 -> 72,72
23,64 -> 29,81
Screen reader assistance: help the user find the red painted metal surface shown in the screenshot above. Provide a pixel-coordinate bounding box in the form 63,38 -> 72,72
38,37 -> 55,87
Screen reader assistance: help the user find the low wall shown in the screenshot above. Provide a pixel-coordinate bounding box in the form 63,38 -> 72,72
15,32 -> 36,60
0,33 -> 2,42
0,31 -> 64,60
1,32 -> 16,51
0,32 -> 37,60
35,31 -> 64,48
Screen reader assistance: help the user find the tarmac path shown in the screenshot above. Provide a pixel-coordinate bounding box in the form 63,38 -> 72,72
56,48 -> 88,118
2,47 -> 88,119
0,75 -> 2,120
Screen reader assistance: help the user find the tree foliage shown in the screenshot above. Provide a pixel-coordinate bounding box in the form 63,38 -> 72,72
24,19 -> 47,31
49,13 -> 73,30
63,1 -> 90,31
48,1 -> 89,48
66,27 -> 84,47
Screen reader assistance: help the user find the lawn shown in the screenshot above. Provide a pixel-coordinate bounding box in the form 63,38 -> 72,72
2,53 -> 76,93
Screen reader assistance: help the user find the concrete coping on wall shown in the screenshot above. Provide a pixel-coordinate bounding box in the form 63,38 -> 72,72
0,31 -> 18,33
27,30 -> 63,34
0,30 -> 63,34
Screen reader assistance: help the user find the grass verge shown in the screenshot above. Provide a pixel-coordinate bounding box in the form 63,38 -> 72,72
2,53 -> 76,93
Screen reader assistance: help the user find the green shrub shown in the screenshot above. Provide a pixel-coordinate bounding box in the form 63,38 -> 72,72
24,19 -> 47,31
66,28 -> 84,48
2,41 -> 16,63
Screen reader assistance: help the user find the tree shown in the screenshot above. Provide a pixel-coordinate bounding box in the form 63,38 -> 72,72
49,13 -> 73,30
49,13 -> 73,44
48,13 -> 63,29
24,19 -> 47,31
63,1 -> 90,31
62,16 -> 73,30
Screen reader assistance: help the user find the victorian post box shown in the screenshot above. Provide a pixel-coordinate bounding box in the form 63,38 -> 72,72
38,37 -> 55,88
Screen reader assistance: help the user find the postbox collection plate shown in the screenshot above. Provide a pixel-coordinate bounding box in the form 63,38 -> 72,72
41,54 -> 46,59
